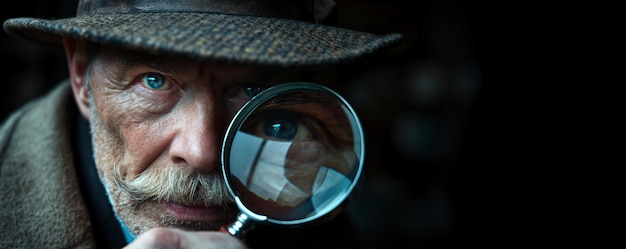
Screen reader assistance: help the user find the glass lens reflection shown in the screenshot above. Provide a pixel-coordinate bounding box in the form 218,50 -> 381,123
227,87 -> 361,221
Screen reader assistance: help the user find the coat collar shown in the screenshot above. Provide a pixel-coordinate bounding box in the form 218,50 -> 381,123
0,81 -> 97,248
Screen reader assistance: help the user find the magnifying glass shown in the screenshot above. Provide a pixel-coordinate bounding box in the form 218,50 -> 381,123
220,82 -> 366,239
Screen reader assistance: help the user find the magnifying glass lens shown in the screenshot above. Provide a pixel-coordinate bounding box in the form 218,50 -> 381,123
222,82 -> 364,236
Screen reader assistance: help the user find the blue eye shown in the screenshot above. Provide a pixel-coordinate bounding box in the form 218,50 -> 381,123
264,116 -> 298,140
242,111 -> 323,142
142,73 -> 168,90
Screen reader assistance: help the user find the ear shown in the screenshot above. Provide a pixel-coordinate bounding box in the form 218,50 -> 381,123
63,37 -> 91,119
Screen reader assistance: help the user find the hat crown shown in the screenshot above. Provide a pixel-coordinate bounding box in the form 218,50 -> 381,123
77,0 -> 336,23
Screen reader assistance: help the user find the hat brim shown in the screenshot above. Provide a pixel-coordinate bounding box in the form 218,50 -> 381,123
4,12 -> 402,69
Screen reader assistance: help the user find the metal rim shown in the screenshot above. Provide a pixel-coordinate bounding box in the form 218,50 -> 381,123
221,81 -> 366,226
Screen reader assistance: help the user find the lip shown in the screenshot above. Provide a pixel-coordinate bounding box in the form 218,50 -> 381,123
162,202 -> 226,222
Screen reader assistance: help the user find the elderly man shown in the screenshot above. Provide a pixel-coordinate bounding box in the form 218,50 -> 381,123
0,0 -> 401,248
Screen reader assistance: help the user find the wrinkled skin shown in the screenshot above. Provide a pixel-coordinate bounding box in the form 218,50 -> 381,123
64,37 -> 302,248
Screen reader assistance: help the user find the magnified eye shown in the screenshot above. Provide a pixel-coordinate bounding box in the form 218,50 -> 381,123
264,115 -> 297,140
243,111 -> 324,142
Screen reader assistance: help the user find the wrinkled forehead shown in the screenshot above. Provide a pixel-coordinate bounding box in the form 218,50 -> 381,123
91,44 -> 308,83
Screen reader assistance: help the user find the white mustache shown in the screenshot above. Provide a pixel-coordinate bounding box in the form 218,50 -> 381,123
112,164 -> 235,207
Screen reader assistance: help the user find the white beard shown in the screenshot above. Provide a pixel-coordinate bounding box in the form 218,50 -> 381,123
87,94 -> 236,237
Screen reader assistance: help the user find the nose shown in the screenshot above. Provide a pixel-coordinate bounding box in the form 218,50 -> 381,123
168,95 -> 226,174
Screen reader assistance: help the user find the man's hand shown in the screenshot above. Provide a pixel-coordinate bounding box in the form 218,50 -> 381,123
124,227 -> 248,249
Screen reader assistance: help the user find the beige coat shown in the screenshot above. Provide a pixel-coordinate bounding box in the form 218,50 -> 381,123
0,81 -> 96,248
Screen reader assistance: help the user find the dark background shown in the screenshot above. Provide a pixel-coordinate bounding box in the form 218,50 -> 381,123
1,0 -> 529,248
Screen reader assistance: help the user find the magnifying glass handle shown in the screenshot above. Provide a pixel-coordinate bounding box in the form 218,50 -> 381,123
220,212 -> 254,239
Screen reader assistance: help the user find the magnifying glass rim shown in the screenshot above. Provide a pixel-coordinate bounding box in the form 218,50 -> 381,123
221,81 -> 366,226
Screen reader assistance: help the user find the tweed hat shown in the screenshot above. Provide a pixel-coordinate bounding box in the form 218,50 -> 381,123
3,0 -> 402,69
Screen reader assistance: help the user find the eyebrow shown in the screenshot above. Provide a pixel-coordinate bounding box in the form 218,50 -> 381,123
102,46 -> 306,86
115,52 -> 178,75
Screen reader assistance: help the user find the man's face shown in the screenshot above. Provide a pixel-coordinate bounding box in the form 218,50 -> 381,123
84,45 -> 299,236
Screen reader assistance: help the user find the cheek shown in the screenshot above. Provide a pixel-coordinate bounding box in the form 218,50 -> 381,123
124,119 -> 174,172
94,92 -> 176,177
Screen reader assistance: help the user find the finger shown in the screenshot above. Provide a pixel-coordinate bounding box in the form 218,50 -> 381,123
179,230 -> 248,249
124,227 -> 248,249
